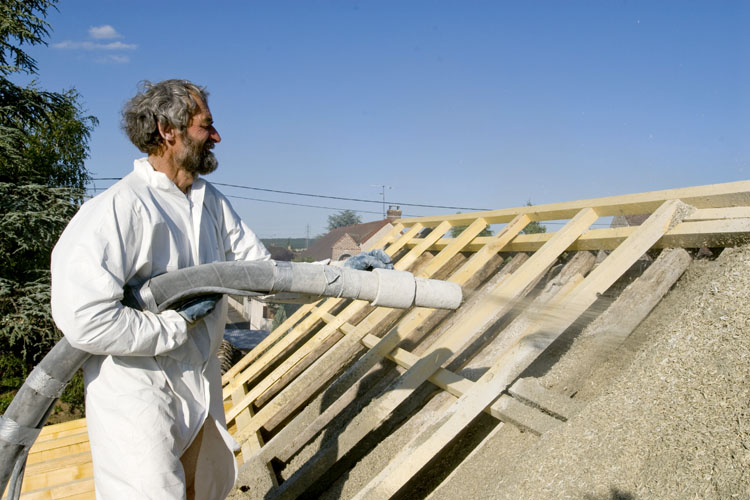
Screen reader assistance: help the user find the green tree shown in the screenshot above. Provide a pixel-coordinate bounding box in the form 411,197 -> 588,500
450,224 -> 493,238
0,0 -> 97,371
327,209 -> 362,231
522,201 -> 547,234
449,212 -> 493,238
270,304 -> 288,332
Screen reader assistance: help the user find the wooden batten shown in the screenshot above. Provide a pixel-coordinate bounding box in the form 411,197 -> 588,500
17,181 -> 750,500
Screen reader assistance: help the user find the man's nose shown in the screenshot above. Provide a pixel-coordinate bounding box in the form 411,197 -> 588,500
210,126 -> 221,143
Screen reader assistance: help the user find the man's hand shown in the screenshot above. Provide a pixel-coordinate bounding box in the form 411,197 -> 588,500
343,249 -> 394,271
176,294 -> 222,324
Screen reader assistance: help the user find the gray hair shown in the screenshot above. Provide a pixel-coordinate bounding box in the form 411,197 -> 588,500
122,79 -> 209,154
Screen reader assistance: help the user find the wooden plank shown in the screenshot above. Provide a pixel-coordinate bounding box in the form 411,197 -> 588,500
684,206 -> 750,221
554,247 -> 693,395
252,321 -> 343,409
224,223 -> 420,400
27,434 -> 89,456
653,218 -> 750,248
18,478 -> 94,499
408,217 -> 750,253
222,302 -> 316,387
25,442 -> 91,467
352,200 -> 691,499
447,215 -> 531,285
230,385 -> 278,487
37,421 -> 87,440
358,336 -> 562,435
266,254 -> 521,465
253,220 -> 493,432
20,462 -> 93,494
491,395 -> 562,435
24,454 -> 91,477
396,179 -> 750,227
507,378 -> 581,421
259,218 -> 529,464
228,221 -> 447,430
270,209 -> 599,500
231,221 -> 454,430
458,252 -> 594,376
33,430 -> 88,447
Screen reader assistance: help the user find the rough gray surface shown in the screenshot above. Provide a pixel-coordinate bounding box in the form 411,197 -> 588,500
230,245 -> 750,499
430,245 -> 750,500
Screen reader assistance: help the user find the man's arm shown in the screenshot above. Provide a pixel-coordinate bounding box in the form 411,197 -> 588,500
50,197 -> 189,357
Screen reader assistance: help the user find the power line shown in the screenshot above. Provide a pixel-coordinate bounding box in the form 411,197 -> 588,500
86,185 -> 421,217
225,194 -> 421,217
87,179 -> 616,225
212,181 -> 491,211
88,178 -> 491,211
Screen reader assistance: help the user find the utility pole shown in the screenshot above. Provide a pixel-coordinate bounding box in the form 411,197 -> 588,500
371,184 -> 392,218
306,224 -> 310,249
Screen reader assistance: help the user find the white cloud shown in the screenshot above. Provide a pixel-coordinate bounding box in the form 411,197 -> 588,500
53,40 -> 136,50
88,25 -> 121,39
52,25 -> 135,63
94,54 -> 131,64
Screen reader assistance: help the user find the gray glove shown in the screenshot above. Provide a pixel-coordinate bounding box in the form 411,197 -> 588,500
175,294 -> 222,324
344,249 -> 394,271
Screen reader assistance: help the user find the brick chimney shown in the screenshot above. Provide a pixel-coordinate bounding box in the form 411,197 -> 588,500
386,205 -> 402,221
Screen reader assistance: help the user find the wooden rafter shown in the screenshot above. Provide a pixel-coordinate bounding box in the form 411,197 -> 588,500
16,181 -> 750,500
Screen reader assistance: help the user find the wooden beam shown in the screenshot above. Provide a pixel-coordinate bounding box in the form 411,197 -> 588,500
269,209 -> 599,500
460,252 -> 594,377
397,179 -> 750,227
222,302 -> 316,388
229,221 -> 450,433
351,200 -> 691,499
15,477 -> 94,499
223,223 -> 425,403
26,442 -> 91,467
19,460 -> 93,494
36,420 -> 87,440
507,377 -> 581,422
266,255 -> 520,465
223,223 -> 406,391
684,206 -> 750,221
405,217 -> 750,253
251,219 -> 484,412
231,385 -> 278,487
554,247 -> 693,396
256,218 -> 529,464
490,395 -> 562,435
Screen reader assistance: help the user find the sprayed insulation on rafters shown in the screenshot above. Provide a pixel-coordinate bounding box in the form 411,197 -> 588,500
10,180 -> 750,499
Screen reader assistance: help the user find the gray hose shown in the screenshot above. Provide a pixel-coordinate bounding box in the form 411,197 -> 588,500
0,261 -> 462,496
125,260 -> 462,312
0,341 -> 89,498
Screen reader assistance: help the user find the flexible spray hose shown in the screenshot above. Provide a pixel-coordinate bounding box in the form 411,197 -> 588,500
0,260 -> 462,497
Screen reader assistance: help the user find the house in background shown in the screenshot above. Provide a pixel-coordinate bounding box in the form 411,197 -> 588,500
300,205 -> 402,263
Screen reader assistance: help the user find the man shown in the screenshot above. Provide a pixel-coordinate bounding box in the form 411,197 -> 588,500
51,80 -> 270,499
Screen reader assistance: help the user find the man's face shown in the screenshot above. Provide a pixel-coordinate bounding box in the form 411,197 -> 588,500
176,96 -> 221,176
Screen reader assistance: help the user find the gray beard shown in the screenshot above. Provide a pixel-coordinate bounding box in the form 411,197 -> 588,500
178,134 -> 218,176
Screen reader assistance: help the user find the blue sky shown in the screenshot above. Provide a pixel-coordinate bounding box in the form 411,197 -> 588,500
21,1 -> 750,238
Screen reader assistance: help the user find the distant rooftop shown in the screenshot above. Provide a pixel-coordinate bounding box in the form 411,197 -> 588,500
299,219 -> 393,261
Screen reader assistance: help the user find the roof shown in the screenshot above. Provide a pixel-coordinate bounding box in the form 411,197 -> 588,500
299,219 -> 392,261
264,245 -> 294,261
18,180 -> 750,499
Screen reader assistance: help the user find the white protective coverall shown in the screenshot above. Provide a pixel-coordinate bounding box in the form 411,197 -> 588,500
50,158 -> 270,499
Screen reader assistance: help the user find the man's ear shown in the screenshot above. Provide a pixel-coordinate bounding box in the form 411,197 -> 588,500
157,122 -> 175,142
